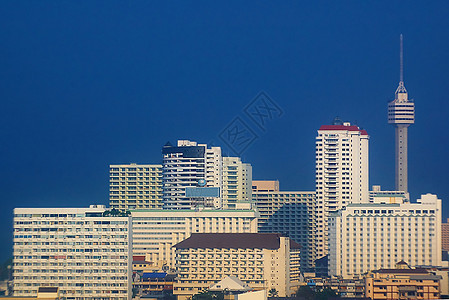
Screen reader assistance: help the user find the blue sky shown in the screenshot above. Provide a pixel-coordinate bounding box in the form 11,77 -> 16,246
1,1 -> 449,260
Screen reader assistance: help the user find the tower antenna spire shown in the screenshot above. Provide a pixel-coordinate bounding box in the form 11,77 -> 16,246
400,34 -> 404,82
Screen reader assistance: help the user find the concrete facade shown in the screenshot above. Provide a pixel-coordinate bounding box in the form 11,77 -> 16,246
329,194 -> 442,278
172,233 -> 300,299
13,205 -> 132,299
109,164 -> 163,210
315,122 -> 369,259
130,209 -> 258,271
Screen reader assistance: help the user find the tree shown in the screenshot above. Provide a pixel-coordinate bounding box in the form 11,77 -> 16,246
190,290 -> 224,300
315,288 -> 339,300
269,288 -> 279,297
296,286 -> 315,300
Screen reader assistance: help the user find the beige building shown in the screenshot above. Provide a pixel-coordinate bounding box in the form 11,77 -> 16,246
13,205 -> 132,299
222,157 -> 252,209
131,209 -> 258,271
109,163 -> 163,210
329,194 -> 442,278
442,218 -> 449,252
365,262 -> 441,300
252,180 -> 315,270
173,233 -> 300,299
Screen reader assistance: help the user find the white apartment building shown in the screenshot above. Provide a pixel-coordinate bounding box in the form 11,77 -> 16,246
131,209 -> 258,271
162,140 -> 222,209
329,194 -> 442,278
252,180 -> 315,271
109,164 -> 163,210
173,233 -> 301,299
13,205 -> 132,299
222,156 -> 252,209
315,121 -> 369,259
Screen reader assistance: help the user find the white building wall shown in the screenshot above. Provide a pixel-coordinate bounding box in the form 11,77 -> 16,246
315,123 -> 369,259
13,205 -> 132,299
329,194 -> 442,278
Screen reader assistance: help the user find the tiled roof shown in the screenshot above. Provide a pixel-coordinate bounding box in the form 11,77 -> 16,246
173,233 -> 301,250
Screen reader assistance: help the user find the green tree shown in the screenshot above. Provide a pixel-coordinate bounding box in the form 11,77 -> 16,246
190,290 -> 224,300
315,288 -> 339,300
269,288 -> 279,297
296,286 -> 315,300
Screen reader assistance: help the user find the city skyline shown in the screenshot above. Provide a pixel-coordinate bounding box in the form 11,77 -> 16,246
1,1 -> 449,263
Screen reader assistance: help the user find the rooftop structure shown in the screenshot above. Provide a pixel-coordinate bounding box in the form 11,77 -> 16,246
387,34 -> 415,192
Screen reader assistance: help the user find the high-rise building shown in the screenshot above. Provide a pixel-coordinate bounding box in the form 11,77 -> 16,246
162,140 -> 252,210
13,205 -> 132,299
328,194 -> 442,278
109,164 -> 163,210
162,140 -> 222,209
252,180 -> 315,271
131,209 -> 258,270
442,218 -> 449,252
315,120 -> 369,259
222,156 -> 252,209
173,233 -> 301,299
388,34 -> 415,192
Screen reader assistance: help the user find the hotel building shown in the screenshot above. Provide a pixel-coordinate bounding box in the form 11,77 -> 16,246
329,194 -> 442,278
109,163 -> 163,210
173,233 -> 300,299
131,209 -> 258,271
13,205 -> 132,299
315,120 -> 369,259
252,180 -> 315,271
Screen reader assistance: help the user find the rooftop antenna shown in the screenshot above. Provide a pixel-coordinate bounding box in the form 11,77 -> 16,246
395,34 -> 407,97
400,33 -> 404,83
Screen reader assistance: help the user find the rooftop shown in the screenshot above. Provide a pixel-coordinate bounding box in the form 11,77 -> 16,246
173,233 -> 301,250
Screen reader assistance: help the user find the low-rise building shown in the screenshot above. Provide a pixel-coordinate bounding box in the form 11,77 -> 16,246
173,233 -> 301,299
13,205 -> 132,299
365,262 -> 441,300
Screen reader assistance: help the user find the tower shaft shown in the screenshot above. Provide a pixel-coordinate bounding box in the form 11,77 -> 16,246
395,125 -> 409,192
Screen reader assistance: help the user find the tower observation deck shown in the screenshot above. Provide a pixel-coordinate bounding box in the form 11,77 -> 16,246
388,34 -> 415,192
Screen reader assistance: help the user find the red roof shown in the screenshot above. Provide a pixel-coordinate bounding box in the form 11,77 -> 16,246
319,125 -> 368,135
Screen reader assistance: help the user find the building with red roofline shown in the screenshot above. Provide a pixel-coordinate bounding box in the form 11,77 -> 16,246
315,118 -> 370,261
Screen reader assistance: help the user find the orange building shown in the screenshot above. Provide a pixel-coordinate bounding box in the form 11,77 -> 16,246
365,261 -> 441,300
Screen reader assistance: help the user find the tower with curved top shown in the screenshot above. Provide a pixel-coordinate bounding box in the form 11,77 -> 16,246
388,34 -> 415,192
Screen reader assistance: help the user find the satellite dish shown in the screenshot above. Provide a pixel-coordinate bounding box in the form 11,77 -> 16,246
198,179 -> 206,187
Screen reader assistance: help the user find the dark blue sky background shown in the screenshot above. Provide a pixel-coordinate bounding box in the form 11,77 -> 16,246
1,1 -> 449,260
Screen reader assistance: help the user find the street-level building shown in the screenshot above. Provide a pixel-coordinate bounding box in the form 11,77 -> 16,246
109,163 -> 163,210
131,209 -> 258,271
329,194 -> 442,278
252,180 -> 315,271
173,233 -> 300,299
365,262 -> 441,300
315,120 -> 369,259
13,205 -> 132,299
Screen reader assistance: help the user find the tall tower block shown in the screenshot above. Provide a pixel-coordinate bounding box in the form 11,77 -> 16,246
388,34 -> 415,192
